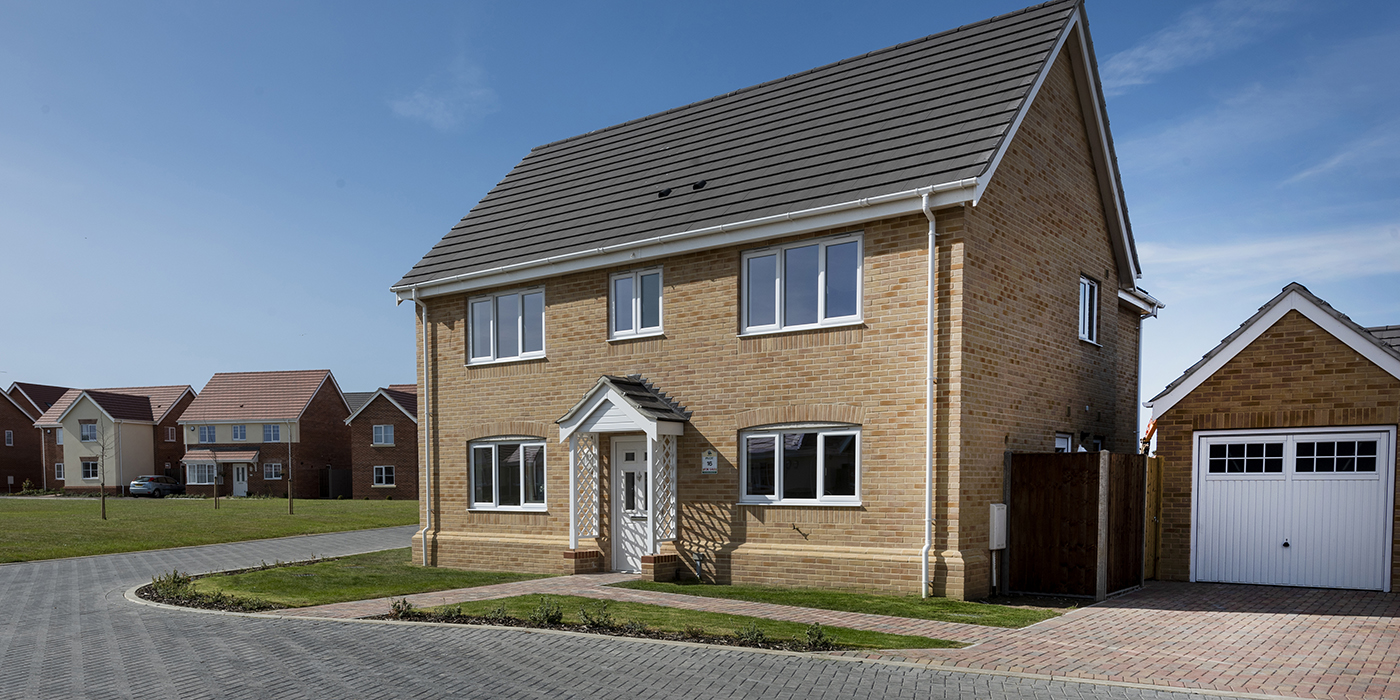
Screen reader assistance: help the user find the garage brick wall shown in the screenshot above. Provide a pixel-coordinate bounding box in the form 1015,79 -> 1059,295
1155,310 -> 1400,589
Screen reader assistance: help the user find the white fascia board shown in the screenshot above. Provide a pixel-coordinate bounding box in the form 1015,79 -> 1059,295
394,181 -> 976,302
1151,290 -> 1400,420
1117,288 -> 1164,316
559,387 -> 659,442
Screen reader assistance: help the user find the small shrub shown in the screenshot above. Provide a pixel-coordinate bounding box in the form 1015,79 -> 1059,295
682,624 -> 705,639
389,598 -> 415,619
385,495 -> 392,500
733,622 -> 768,645
618,620 -> 647,635
483,602 -> 511,625
150,570 -> 196,598
804,623 -> 834,651
20,479 -> 34,492
527,596 -> 563,626
578,600 -> 615,629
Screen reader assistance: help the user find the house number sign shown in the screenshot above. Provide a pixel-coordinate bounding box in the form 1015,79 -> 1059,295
701,449 -> 718,474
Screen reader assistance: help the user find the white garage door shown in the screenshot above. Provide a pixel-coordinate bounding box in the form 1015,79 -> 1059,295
1194,428 -> 1395,591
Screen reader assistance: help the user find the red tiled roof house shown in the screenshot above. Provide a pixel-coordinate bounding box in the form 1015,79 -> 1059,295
6,383 -> 71,489
32,385 -> 196,494
345,384 -> 418,499
178,370 -> 351,498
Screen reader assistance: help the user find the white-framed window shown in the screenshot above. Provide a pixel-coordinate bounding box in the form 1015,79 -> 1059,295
82,461 -> 99,480
263,424 -> 280,442
740,426 -> 860,505
469,439 -> 546,509
4,430 -> 11,446
198,425 -> 217,443
374,465 -> 395,486
80,423 -> 98,442
1054,433 -> 1073,453
610,267 -> 663,339
231,425 -> 246,441
55,428 -> 62,445
187,463 -> 216,485
468,288 -> 545,364
54,463 -> 64,480
742,234 -> 862,335
1079,276 -> 1099,343
263,462 -> 282,480
373,425 -> 394,445
165,426 -> 176,442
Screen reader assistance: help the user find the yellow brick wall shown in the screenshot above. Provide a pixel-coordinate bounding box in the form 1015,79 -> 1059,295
1155,310 -> 1400,589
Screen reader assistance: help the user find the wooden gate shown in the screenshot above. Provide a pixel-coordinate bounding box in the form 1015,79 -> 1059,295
1006,452 -> 1145,599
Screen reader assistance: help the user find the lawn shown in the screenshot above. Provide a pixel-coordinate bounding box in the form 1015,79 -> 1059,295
613,580 -> 1061,628
193,548 -> 546,606
0,497 -> 419,562
432,595 -> 961,650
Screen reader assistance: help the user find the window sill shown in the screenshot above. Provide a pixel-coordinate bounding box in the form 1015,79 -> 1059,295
738,499 -> 863,508
371,483 -> 397,488
1079,337 -> 1102,347
468,506 -> 548,513
737,320 -> 864,339
466,354 -> 546,368
608,331 -> 665,344
264,478 -> 283,481
372,443 -> 395,448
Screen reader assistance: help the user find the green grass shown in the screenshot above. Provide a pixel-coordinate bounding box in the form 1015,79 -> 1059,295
0,497 -> 419,562
193,548 -> 548,607
432,595 -> 961,650
613,580 -> 1060,628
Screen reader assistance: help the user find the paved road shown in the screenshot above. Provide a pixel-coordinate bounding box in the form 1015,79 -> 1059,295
0,528 -> 1245,700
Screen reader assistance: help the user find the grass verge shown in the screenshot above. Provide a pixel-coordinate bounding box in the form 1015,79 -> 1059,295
0,498 -> 418,562
192,548 -> 548,607
612,580 -> 1061,628
400,595 -> 960,651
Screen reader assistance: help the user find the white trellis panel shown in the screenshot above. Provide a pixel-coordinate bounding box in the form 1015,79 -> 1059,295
653,434 -> 677,542
570,433 -> 600,548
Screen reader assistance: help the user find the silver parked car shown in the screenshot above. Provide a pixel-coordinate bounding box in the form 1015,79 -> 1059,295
129,475 -> 185,498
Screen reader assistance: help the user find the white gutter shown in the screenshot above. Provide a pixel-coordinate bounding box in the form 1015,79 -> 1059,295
1117,288 -> 1164,317
394,179 -> 978,301
413,288 -> 434,567
919,193 -> 938,599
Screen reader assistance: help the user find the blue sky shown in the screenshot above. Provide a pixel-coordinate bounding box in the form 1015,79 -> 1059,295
2,0 -> 1397,434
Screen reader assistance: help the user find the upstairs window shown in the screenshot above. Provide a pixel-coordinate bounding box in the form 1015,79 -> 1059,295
198,426 -> 217,443
263,424 -> 281,442
4,430 -> 11,446
1079,276 -> 1099,343
610,268 -> 663,339
231,425 -> 246,441
742,234 -> 862,334
56,428 -> 62,445
165,427 -> 177,442
373,425 -> 394,445
740,426 -> 860,505
80,423 -> 98,442
469,288 -> 545,364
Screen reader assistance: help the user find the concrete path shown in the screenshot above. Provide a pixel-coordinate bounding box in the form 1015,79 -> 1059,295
0,526 -> 1232,700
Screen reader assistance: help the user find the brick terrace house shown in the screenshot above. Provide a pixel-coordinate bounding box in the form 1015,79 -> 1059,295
345,384 -> 418,499
6,383 -> 71,490
1,390 -> 44,492
1147,284 -> 1400,592
392,0 -> 1161,599
178,370 -> 351,498
32,385 -> 196,494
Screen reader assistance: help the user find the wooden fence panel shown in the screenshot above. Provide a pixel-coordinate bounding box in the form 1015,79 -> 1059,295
1007,452 -> 1099,596
1144,456 -> 1163,579
1107,453 -> 1145,594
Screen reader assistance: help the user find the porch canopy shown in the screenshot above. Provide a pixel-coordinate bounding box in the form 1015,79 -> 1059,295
557,375 -> 689,553
181,449 -> 260,463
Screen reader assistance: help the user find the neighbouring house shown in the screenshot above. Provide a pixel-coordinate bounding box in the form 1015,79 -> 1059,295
32,385 -> 197,494
6,382 -> 72,489
391,0 -> 1161,599
1,390 -> 44,492
178,370 -> 351,499
345,384 -> 418,499
1147,283 -> 1399,593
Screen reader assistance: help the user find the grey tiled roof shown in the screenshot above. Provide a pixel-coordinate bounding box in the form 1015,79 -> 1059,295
397,0 -> 1080,289
556,375 -> 691,427
1367,325 -> 1400,351
344,392 -> 375,415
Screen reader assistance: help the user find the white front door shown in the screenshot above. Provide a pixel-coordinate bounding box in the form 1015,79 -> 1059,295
1195,428 -> 1395,591
612,438 -> 649,572
232,464 -> 248,497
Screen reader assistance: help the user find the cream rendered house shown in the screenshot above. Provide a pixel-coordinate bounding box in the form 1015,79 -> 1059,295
34,386 -> 196,494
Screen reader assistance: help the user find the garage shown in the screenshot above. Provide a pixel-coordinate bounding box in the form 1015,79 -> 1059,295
1193,428 -> 1395,591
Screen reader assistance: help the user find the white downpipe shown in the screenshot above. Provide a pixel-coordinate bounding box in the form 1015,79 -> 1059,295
568,434 -> 579,550
920,194 -> 938,599
413,289 -> 434,567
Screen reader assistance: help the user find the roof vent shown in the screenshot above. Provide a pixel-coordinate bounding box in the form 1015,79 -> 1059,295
692,180 -> 706,190
657,188 -> 672,198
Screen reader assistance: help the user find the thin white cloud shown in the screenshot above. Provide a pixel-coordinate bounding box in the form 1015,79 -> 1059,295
1101,0 -> 1297,96
1285,121 -> 1400,183
390,56 -> 497,131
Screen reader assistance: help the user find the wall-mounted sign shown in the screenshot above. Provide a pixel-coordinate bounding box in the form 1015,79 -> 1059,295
701,449 -> 718,474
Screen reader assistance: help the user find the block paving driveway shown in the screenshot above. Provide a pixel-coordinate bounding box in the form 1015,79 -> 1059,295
0,525 -> 1378,700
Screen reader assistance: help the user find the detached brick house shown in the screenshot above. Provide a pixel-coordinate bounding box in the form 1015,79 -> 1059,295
392,0 -> 1160,599
5,383 -> 71,490
32,385 -> 196,494
178,370 -> 351,498
1147,284 -> 1399,592
345,384 -> 418,499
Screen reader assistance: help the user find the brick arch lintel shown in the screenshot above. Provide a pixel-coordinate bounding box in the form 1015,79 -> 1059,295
463,420 -> 556,444
734,404 -> 866,431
